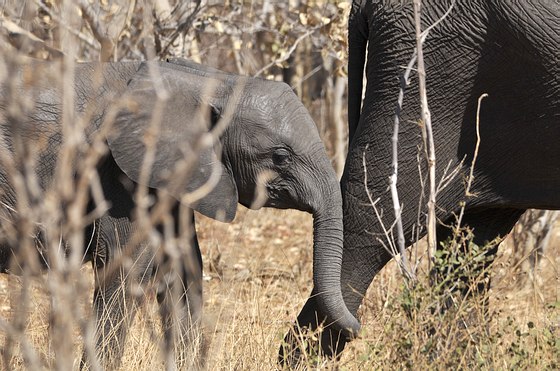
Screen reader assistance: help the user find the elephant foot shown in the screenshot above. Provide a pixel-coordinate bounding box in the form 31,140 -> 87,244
279,324 -> 348,369
280,295 -> 353,368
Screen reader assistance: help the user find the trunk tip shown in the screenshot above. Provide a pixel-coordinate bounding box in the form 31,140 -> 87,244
335,315 -> 361,339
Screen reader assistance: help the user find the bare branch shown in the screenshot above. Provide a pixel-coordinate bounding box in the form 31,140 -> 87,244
0,17 -> 64,59
76,0 -> 116,62
465,93 -> 487,197
388,53 -> 418,280
363,146 -> 415,279
254,28 -> 317,77
455,93 -> 487,231
413,0 -> 438,266
33,0 -> 98,50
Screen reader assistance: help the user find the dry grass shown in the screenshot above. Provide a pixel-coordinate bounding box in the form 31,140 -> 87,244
0,207 -> 558,370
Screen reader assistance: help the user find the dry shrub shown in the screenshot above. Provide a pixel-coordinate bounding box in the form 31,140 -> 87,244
340,219 -> 559,370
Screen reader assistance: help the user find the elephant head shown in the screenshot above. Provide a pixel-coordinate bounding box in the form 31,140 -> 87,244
105,60 -> 360,337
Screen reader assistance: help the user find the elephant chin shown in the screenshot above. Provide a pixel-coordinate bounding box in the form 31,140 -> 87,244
311,208 -> 361,339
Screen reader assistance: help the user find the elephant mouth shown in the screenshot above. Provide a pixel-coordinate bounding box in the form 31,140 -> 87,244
237,184 -> 291,210
240,174 -> 310,212
265,184 -> 305,211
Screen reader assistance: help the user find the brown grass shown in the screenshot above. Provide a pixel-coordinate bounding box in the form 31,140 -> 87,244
1,208 -> 558,370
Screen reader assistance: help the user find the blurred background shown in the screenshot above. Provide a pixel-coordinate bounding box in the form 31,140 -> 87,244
1,0 -> 349,174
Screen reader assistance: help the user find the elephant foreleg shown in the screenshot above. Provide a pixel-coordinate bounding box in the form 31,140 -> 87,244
156,207 -> 205,370
279,292 -> 349,366
83,216 -> 154,370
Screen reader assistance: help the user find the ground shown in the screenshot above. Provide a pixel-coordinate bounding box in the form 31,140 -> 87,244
0,207 -> 558,369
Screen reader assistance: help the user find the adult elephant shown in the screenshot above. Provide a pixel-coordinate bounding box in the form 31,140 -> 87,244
0,58 -> 359,368
281,0 -> 559,364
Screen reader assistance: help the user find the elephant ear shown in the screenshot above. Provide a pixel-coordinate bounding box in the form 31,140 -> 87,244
107,62 -> 238,222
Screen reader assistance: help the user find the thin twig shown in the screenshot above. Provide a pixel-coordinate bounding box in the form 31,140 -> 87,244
254,28 -> 317,77
363,147 -> 417,277
389,53 -> 418,280
33,0 -> 98,50
419,1 -> 455,42
76,0 -> 116,62
465,93 -> 487,197
455,93 -> 487,231
413,0 -> 437,268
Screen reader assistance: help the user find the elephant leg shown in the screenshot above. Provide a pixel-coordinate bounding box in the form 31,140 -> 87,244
279,291 -> 353,366
435,207 -> 525,301
156,207 -> 205,369
82,215 -> 154,370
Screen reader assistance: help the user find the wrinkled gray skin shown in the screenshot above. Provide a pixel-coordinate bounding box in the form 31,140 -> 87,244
0,58 -> 359,368
281,0 -> 559,364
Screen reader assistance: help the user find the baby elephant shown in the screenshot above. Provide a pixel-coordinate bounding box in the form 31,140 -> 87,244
0,58 -> 359,368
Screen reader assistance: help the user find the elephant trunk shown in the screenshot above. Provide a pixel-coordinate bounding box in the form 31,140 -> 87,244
311,185 -> 360,339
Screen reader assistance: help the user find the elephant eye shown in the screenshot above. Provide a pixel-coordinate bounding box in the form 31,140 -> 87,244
272,148 -> 292,167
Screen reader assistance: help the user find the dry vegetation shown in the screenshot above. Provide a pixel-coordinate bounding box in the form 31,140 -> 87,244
0,209 -> 558,369
0,1 -> 558,370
